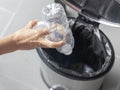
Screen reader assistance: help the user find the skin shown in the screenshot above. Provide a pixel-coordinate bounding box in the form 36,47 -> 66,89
0,20 -> 64,55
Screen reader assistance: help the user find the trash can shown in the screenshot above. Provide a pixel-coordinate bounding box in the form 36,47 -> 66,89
36,0 -> 120,89
36,15 -> 115,90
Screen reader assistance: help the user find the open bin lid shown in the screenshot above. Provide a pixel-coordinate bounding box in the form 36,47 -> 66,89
61,0 -> 120,27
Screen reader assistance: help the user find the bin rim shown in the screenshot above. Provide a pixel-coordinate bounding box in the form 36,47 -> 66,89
36,30 -> 115,81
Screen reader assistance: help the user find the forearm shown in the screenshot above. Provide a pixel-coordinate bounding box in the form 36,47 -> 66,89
0,20 -> 64,55
0,35 -> 18,55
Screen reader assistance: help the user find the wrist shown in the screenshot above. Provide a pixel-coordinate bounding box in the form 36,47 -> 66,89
0,34 -> 19,55
10,34 -> 20,50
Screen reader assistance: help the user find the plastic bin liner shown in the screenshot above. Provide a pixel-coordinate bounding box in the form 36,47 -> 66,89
40,16 -> 114,78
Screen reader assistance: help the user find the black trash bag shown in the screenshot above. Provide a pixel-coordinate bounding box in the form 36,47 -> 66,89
38,16 -> 114,79
72,19 -> 107,72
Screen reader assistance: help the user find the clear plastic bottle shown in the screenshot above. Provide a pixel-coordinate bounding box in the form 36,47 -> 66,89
40,3 -> 75,55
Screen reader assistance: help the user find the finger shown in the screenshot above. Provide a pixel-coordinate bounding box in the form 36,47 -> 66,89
29,39 -> 64,48
37,29 -> 50,36
41,40 -> 65,48
26,20 -> 38,29
48,24 -> 57,32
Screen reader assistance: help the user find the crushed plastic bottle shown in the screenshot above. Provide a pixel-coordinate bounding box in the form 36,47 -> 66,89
46,23 -> 66,42
40,3 -> 75,55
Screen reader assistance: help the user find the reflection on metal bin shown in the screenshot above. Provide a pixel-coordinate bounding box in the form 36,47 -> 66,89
60,0 -> 120,27
36,15 -> 115,90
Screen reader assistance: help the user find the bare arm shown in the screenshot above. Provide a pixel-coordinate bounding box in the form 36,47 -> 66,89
0,20 -> 64,55
0,34 -> 18,54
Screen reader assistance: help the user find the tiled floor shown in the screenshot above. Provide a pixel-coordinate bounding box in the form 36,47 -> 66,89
0,49 -> 120,90
0,50 -> 48,90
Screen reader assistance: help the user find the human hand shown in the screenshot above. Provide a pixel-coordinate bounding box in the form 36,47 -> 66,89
12,20 -> 64,50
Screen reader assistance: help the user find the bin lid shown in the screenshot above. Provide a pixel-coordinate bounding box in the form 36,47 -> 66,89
61,0 -> 120,27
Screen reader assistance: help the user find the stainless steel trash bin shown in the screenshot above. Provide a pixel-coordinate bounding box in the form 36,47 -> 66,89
36,16 -> 115,90
36,0 -> 119,89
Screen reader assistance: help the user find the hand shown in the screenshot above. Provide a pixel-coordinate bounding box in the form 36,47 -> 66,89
13,20 -> 64,50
